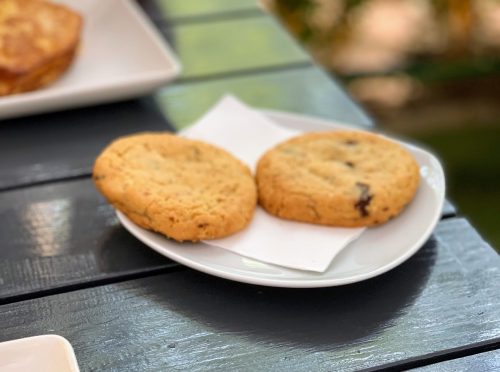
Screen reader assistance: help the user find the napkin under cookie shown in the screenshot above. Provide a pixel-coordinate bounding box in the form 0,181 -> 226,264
182,95 -> 365,272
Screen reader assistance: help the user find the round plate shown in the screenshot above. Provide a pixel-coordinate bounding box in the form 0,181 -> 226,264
116,110 -> 445,288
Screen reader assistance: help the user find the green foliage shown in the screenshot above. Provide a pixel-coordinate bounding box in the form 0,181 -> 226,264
406,58 -> 500,83
344,0 -> 366,11
414,125 -> 500,251
275,0 -> 316,12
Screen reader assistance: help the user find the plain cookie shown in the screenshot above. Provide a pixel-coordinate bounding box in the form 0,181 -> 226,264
256,130 -> 420,227
93,132 -> 257,242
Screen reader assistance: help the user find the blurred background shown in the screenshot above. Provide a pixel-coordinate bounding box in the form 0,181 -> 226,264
262,0 -> 500,251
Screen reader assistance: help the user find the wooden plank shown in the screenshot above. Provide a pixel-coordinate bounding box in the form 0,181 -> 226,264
442,200 -> 456,218
0,98 -> 172,191
0,179 -> 176,301
140,0 -> 261,22
0,218 -> 498,371
413,349 -> 500,371
155,66 -> 373,130
0,174 -> 456,300
0,17 -> 335,191
162,15 -> 311,79
0,66 -> 375,199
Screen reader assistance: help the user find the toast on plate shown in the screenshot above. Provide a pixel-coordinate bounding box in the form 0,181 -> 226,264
0,0 -> 82,96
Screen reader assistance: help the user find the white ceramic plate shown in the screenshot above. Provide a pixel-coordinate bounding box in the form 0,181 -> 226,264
0,335 -> 79,372
0,0 -> 181,119
117,110 -> 445,288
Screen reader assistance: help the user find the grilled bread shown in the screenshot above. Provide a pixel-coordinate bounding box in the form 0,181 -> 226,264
0,0 -> 82,96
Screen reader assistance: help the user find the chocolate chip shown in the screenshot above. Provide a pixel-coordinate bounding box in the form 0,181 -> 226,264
354,182 -> 373,217
191,147 -> 201,160
344,140 -> 358,145
345,161 -> 355,168
382,207 -> 389,211
197,223 -> 208,229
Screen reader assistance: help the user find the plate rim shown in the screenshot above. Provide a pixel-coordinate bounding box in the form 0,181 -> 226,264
116,110 -> 445,288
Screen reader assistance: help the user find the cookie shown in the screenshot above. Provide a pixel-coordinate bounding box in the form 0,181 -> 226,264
256,131 -> 420,227
0,0 -> 82,96
93,132 -> 257,242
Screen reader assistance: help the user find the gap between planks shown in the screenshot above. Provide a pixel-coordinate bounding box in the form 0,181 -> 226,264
164,61 -> 314,85
153,8 -> 266,27
362,337 -> 500,372
0,265 -> 183,306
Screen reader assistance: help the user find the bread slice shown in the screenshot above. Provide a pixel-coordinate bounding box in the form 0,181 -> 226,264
0,0 -> 82,96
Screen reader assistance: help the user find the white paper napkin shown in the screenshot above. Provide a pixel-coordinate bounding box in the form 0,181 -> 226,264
182,95 -> 365,272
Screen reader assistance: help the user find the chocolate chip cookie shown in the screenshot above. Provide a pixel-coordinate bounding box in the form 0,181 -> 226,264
93,132 -> 257,241
256,131 -> 420,227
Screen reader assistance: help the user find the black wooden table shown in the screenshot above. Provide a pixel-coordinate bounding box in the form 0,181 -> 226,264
1,1 -> 499,371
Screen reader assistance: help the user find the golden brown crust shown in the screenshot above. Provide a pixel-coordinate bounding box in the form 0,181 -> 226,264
256,131 -> 420,227
0,0 -> 82,95
93,132 -> 257,242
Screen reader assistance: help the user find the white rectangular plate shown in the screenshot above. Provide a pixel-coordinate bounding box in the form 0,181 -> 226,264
0,335 -> 79,372
0,0 -> 181,119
